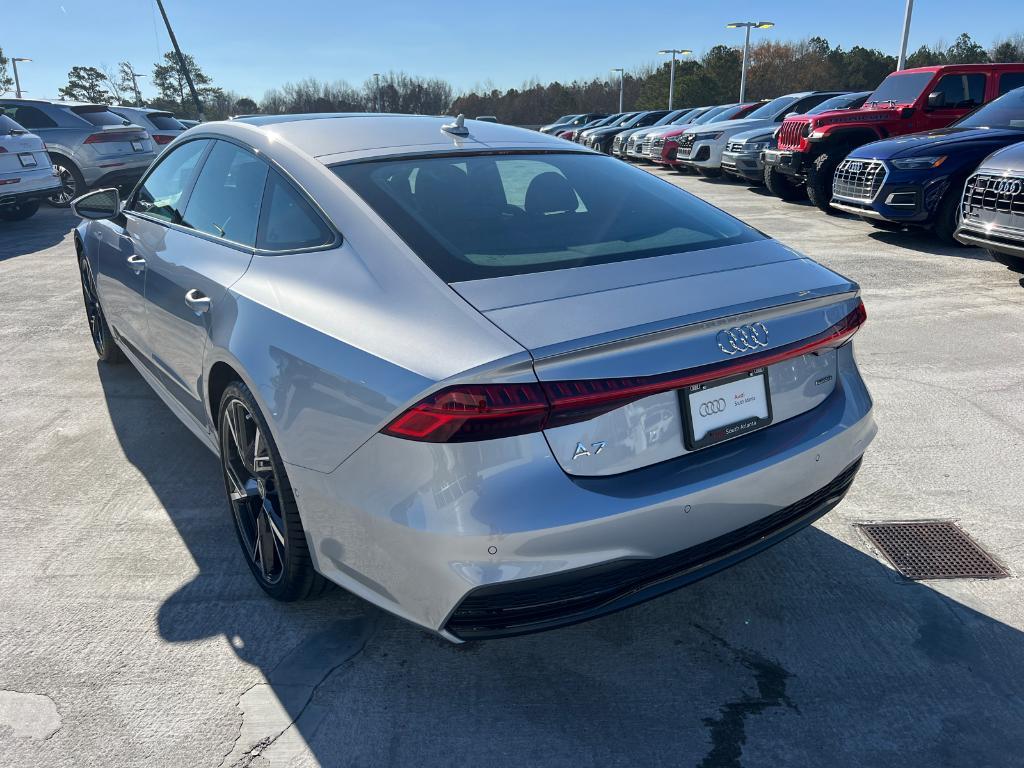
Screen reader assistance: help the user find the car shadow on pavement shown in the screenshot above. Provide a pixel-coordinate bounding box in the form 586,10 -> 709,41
865,229 -> 989,261
0,207 -> 77,262
97,361 -> 1024,768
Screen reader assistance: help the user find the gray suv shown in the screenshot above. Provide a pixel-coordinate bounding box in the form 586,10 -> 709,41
0,99 -> 157,207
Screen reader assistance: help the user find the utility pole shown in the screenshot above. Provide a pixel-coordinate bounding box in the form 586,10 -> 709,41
897,0 -> 914,70
154,0 -> 204,120
373,73 -> 381,112
127,66 -> 146,107
658,49 -> 691,110
611,68 -> 624,113
12,58 -> 31,99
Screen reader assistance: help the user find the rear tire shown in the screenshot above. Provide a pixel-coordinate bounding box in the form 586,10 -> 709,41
806,151 -> 842,214
218,382 -> 329,602
78,254 -> 124,364
763,165 -> 806,201
47,156 -> 85,208
0,200 -> 40,221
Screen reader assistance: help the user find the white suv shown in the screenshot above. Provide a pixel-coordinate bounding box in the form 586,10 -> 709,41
0,114 -> 60,221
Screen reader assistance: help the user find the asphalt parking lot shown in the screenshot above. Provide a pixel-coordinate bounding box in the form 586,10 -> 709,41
3,171 -> 1024,768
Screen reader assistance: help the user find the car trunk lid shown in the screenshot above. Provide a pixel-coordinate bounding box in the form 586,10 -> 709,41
450,241 -> 861,475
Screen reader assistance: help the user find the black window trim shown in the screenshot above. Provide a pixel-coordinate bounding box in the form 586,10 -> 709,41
124,133 -> 341,255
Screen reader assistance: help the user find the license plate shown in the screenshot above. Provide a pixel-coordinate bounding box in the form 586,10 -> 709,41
680,368 -> 773,451
18,152 -> 37,167
131,140 -> 144,152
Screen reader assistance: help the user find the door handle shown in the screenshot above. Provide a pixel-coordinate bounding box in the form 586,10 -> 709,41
126,254 -> 146,273
184,289 -> 211,314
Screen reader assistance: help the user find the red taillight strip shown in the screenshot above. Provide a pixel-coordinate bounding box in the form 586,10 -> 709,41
383,301 -> 865,443
83,131 -> 148,144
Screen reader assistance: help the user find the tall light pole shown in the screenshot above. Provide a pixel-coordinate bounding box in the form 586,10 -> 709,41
12,57 -> 31,98
610,68 -> 625,113
373,73 -> 381,112
657,49 -> 691,110
726,21 -> 774,103
897,0 -> 914,70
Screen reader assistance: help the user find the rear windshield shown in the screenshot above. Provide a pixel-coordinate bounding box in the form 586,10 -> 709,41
956,86 -> 1024,129
868,72 -> 933,105
148,113 -> 184,130
71,106 -> 130,126
333,152 -> 762,282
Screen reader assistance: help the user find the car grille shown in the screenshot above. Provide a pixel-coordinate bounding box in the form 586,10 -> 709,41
627,136 -> 638,152
445,459 -> 862,639
833,159 -> 887,202
649,136 -> 665,157
613,135 -> 623,152
777,120 -> 805,150
677,133 -> 696,156
727,141 -> 745,153
961,173 -> 1024,232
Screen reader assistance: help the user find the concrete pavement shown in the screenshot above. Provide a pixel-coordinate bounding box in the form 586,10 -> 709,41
2,172 -> 1023,768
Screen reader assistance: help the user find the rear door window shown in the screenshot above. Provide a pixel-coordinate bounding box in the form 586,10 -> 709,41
147,113 -> 185,130
131,139 -> 210,223
930,73 -> 987,108
998,72 -> 1024,96
182,140 -> 269,247
256,172 -> 334,251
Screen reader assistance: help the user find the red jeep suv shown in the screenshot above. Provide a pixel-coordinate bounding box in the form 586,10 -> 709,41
763,64 -> 1024,211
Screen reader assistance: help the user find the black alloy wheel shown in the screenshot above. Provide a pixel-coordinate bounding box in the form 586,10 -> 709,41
78,255 -> 123,363
218,382 -> 327,601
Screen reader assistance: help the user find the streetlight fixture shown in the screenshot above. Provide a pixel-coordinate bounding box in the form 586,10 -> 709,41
11,57 -> 32,98
726,21 -> 774,102
610,68 -> 625,113
657,49 -> 692,110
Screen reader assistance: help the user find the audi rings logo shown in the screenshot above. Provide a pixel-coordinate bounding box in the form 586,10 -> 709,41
991,178 -> 1022,195
698,398 -> 727,417
717,322 -> 769,356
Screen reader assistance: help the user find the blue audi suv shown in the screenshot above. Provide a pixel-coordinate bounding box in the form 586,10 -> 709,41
830,86 -> 1024,241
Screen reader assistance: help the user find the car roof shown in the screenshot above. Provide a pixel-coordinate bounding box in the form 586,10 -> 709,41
0,98 -> 104,108
200,113 -> 583,163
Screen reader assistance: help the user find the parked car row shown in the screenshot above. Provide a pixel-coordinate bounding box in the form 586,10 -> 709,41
0,98 -> 189,221
545,63 -> 1024,261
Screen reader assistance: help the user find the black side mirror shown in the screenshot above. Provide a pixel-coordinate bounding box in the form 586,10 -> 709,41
926,91 -> 945,109
71,188 -> 121,220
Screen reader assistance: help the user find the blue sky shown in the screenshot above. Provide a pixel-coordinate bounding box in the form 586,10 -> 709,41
1,0 -> 1015,101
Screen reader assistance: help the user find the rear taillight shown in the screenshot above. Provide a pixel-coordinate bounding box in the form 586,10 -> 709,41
153,134 -> 174,145
384,301 -> 867,443
83,131 -> 148,144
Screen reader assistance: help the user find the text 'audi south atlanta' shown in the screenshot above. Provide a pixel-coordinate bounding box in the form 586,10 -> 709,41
71,114 -> 876,641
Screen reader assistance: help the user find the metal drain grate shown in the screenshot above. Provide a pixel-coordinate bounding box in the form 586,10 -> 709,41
859,521 -> 1008,580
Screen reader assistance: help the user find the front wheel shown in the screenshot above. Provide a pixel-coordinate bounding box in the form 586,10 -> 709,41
0,200 -> 40,221
805,151 -> 841,214
763,165 -> 806,201
932,186 -> 965,245
218,383 -> 328,601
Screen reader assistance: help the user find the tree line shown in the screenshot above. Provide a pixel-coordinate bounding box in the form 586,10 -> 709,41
2,32 -> 1022,124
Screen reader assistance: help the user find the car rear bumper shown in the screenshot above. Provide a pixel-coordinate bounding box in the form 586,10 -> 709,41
0,171 -> 61,208
290,342 -> 875,641
81,157 -> 153,188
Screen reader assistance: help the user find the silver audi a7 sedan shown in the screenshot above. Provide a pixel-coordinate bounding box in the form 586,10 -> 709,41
72,114 -> 875,641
